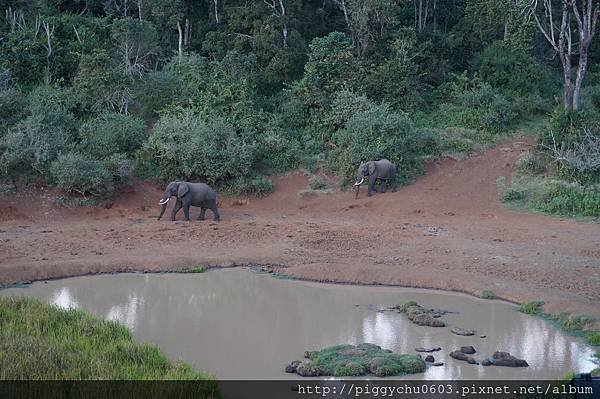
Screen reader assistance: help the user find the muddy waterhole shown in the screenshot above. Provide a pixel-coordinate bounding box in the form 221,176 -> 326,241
1,268 -> 596,379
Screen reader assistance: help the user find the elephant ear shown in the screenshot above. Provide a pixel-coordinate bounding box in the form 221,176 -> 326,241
177,182 -> 190,198
367,161 -> 377,175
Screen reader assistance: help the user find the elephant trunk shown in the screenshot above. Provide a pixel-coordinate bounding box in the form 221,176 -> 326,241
157,203 -> 168,220
157,190 -> 171,220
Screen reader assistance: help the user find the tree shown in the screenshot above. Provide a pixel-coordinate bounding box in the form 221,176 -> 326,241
528,0 -> 600,110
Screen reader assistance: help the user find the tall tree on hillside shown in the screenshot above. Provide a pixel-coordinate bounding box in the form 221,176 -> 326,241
528,0 -> 600,110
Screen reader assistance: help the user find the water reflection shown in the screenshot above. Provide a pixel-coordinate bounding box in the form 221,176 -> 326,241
1,268 -> 596,379
50,287 -> 78,309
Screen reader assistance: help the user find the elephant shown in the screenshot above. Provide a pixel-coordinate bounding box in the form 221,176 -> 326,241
157,181 -> 220,222
354,159 -> 398,197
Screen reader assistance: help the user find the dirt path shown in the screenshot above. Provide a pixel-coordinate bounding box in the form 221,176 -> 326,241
1,138 -> 599,320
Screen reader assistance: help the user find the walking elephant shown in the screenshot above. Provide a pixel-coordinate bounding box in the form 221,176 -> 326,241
157,181 -> 220,222
354,159 -> 398,197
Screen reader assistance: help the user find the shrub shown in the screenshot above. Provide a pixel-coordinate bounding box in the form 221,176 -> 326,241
515,152 -> 546,176
433,83 -> 517,134
587,332 -> 600,346
519,300 -> 544,315
537,182 -> 600,217
308,175 -> 332,190
140,111 -> 255,183
50,152 -> 114,198
227,175 -> 274,197
0,88 -> 28,128
291,32 -> 358,109
255,129 -> 301,173
137,70 -> 182,118
0,113 -> 76,178
79,113 -> 146,159
472,41 -> 556,99
481,289 -> 496,299
327,91 -> 424,185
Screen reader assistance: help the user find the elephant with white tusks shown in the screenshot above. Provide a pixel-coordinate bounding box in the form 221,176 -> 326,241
158,181 -> 220,222
354,159 -> 398,198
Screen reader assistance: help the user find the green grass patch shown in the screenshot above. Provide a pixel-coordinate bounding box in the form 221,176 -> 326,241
0,296 -> 217,385
304,343 -> 425,377
587,332 -> 600,346
187,266 -> 206,273
519,300 -> 545,315
481,289 -> 496,299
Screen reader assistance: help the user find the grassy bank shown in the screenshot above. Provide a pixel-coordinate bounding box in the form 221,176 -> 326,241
0,296 -> 217,384
519,300 -> 600,376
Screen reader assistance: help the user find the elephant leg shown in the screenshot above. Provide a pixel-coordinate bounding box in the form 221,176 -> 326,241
183,204 -> 191,222
368,175 -> 377,196
381,179 -> 387,193
197,208 -> 207,221
211,206 -> 220,222
171,200 -> 182,221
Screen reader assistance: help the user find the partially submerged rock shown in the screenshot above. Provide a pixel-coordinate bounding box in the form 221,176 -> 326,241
451,327 -> 476,336
296,360 -> 320,377
449,350 -> 477,364
460,346 -> 476,354
285,360 -> 300,373
415,347 -> 441,353
425,355 -> 435,363
481,352 -> 529,367
286,343 -> 426,377
393,301 -> 446,327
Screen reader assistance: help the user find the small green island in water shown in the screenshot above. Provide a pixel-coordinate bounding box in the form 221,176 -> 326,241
285,343 -> 426,377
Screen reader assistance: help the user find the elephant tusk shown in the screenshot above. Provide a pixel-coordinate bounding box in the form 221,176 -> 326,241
354,178 -> 364,186
158,198 -> 170,205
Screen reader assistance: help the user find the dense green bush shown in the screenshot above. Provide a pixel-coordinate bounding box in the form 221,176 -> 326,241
472,41 -> 557,100
0,113 -> 76,178
540,111 -> 600,183
78,112 -> 146,159
137,70 -> 182,118
501,176 -> 600,217
327,91 -> 424,184
291,32 -> 358,109
50,152 -> 114,198
537,182 -> 600,217
0,88 -> 28,128
139,111 -> 255,183
514,152 -> 546,176
434,83 -> 517,134
225,175 -> 274,197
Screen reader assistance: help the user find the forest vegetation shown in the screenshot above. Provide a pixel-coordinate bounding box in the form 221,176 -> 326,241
0,0 -> 599,216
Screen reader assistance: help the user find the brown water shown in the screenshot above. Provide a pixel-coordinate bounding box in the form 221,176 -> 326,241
1,268 -> 596,379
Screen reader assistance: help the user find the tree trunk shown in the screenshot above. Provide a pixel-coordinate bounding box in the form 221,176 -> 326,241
184,17 -> 191,48
177,20 -> 183,59
573,52 -> 587,110
279,0 -> 288,47
213,0 -> 219,23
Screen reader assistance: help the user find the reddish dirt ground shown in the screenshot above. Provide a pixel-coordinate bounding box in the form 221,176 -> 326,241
1,138 -> 599,320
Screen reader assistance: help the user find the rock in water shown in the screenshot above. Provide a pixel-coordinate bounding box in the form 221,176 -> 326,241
460,346 -> 476,354
425,355 -> 435,363
481,352 -> 529,367
450,350 -> 477,364
296,360 -> 320,377
432,362 -> 444,366
415,347 -> 442,353
451,327 -> 476,336
285,360 -> 300,373
394,301 -> 446,327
